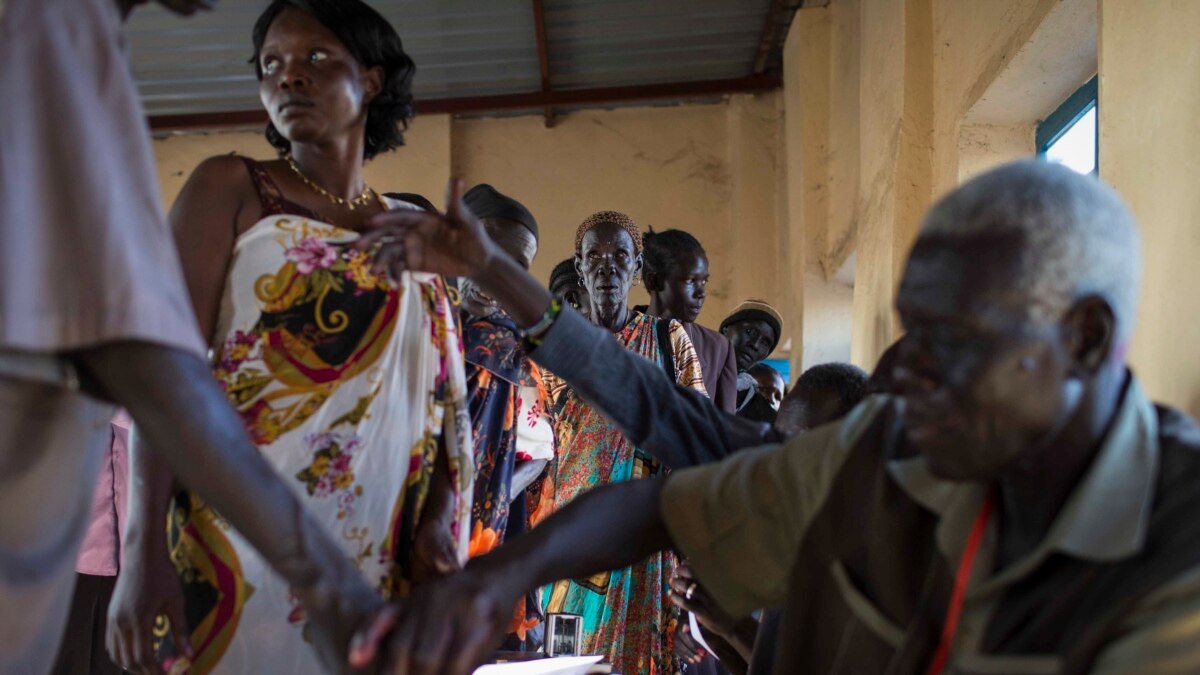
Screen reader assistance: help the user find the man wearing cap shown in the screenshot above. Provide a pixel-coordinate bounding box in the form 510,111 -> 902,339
458,185 -> 556,649
720,300 -> 784,420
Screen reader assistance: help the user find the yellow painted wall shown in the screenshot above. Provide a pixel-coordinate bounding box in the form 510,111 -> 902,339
450,97 -> 787,336
152,114 -> 453,210
150,100 -> 790,349
1101,0 -> 1200,416
782,0 -> 1095,370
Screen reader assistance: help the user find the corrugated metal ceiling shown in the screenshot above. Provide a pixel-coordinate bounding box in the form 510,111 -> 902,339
125,0 -> 774,117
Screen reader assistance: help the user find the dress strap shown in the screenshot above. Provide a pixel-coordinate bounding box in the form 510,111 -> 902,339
239,156 -> 290,217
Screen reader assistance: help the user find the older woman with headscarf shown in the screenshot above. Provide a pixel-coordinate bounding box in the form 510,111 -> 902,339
531,211 -> 706,675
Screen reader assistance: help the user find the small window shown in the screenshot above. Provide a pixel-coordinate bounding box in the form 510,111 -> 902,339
1037,76 -> 1098,175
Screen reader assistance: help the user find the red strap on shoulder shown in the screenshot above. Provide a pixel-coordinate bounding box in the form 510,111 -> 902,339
926,488 -> 996,675
239,156 -> 288,216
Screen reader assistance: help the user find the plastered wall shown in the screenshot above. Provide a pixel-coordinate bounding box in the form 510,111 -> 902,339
450,96 -> 787,332
1100,0 -> 1200,416
153,114 -> 453,214
781,0 -> 1096,372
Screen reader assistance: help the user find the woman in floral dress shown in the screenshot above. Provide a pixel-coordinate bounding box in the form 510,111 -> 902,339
108,2 -> 472,673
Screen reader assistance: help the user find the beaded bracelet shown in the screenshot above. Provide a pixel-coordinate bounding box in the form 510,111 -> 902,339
525,299 -> 562,346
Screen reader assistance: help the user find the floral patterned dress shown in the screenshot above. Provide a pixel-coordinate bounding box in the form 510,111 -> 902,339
157,158 -> 472,674
464,311 -> 555,558
462,310 -> 556,650
538,311 -> 705,675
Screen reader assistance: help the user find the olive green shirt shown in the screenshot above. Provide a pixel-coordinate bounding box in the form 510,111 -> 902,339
661,380 -> 1200,673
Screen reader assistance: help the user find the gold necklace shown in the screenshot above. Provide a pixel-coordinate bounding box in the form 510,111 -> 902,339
286,155 -> 377,211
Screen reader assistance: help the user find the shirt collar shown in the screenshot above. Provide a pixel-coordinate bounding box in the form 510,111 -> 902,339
887,375 -> 1159,563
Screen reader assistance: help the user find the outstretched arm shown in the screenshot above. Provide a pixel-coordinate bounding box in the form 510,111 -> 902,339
76,344 -> 381,674
529,309 -> 778,466
358,179 -> 784,469
349,478 -> 672,675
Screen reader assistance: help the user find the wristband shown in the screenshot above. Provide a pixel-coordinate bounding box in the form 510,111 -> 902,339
525,299 -> 562,345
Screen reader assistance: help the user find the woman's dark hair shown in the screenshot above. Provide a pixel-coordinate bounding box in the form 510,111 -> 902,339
251,0 -> 416,160
642,228 -> 705,279
549,258 -> 581,292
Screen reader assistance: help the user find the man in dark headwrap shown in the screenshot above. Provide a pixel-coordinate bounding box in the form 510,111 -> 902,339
721,300 -> 784,424
458,184 -> 555,651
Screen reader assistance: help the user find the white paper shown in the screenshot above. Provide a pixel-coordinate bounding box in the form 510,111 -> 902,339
472,655 -> 604,675
689,612 -> 716,656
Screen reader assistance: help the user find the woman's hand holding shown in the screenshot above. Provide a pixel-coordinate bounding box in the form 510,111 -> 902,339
356,179 -> 499,283
668,563 -> 738,637
348,561 -> 522,675
106,539 -> 192,675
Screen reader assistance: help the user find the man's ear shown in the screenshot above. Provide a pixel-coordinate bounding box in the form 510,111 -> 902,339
1063,295 -> 1117,374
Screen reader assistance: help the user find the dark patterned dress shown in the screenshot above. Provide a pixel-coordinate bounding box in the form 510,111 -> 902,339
462,311 -> 556,649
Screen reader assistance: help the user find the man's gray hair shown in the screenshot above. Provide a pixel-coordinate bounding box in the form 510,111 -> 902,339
920,160 -> 1141,342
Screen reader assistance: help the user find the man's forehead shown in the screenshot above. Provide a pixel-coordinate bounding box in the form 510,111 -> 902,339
582,223 -> 635,249
898,232 -> 1032,319
731,317 -> 773,332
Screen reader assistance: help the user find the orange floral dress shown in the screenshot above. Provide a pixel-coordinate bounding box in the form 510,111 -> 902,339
539,311 -> 705,675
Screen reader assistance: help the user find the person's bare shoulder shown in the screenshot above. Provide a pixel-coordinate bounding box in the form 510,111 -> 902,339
184,154 -> 256,197
171,154 -> 260,233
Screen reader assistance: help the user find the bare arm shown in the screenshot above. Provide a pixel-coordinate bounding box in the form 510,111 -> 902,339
121,155 -> 250,542
350,478 -> 673,674
80,344 -> 381,674
107,155 -> 253,671
358,180 -> 783,470
409,412 -> 463,584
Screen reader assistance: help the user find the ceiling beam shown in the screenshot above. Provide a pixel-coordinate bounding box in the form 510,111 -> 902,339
753,0 -> 787,74
146,75 -> 782,132
532,0 -> 555,128
752,0 -> 819,75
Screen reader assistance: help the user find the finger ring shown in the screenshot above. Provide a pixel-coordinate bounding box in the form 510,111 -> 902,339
685,582 -> 698,601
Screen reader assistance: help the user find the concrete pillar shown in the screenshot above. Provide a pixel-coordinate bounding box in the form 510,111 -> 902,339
726,93 -> 790,348
850,0 -> 935,368
781,7 -> 831,374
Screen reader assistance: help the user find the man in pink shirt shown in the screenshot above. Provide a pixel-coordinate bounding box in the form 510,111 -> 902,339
0,2 -> 395,672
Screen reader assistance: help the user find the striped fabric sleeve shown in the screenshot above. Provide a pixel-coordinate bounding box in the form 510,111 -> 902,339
667,319 -> 708,396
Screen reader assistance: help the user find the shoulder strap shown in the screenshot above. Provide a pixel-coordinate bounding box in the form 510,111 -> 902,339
239,156 -> 288,216
657,319 -> 677,385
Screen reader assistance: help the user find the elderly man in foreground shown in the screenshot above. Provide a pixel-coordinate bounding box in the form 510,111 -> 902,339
352,160 -> 1200,674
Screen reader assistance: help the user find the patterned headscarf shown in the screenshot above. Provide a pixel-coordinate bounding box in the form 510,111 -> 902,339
574,210 -> 643,255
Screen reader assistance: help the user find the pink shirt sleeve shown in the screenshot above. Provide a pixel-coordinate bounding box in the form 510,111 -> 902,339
74,410 -> 130,576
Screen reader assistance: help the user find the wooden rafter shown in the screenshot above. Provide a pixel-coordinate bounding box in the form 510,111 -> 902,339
146,75 -> 783,132
532,0 -> 555,127
753,0 -> 821,75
